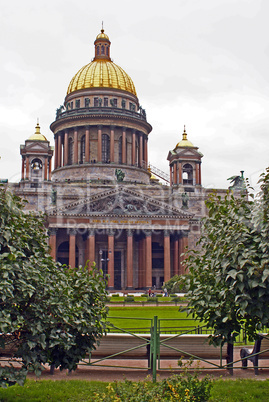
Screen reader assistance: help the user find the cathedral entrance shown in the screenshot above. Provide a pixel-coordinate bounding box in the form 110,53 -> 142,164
57,241 -> 78,267
114,251 -> 122,290
100,249 -> 122,289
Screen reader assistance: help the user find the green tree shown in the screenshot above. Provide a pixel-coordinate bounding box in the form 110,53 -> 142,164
184,170 -> 269,345
163,275 -> 188,294
0,188 -> 108,387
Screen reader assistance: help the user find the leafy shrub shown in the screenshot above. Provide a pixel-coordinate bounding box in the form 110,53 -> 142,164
163,275 -> 189,294
125,295 -> 134,302
156,293 -> 163,298
170,293 -> 177,297
111,294 -> 119,297
0,189 -> 108,387
141,293 -> 148,297
94,373 -> 213,401
172,296 -> 182,302
147,297 -> 158,302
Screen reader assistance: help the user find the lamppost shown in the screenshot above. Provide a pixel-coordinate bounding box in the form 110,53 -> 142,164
99,249 -> 109,277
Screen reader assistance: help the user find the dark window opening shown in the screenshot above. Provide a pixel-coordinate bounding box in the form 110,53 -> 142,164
183,163 -> 193,185
68,138 -> 73,165
118,136 -> 122,164
80,135 -> 85,163
102,134 -> 110,163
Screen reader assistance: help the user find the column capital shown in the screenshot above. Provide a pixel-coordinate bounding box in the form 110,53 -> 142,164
127,228 -> 134,237
68,228 -> 77,236
144,229 -> 152,237
48,227 -> 58,236
97,125 -> 103,130
107,228 -> 115,236
180,230 -> 189,238
164,229 -> 171,237
87,228 -> 95,237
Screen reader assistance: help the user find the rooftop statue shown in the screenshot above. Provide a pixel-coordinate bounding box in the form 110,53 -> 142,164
228,171 -> 246,190
115,168 -> 125,182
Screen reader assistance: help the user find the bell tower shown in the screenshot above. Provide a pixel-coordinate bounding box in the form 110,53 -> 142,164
167,126 -> 203,191
20,121 -> 54,186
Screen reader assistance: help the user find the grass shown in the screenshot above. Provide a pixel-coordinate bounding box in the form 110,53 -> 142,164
209,379 -> 269,401
107,306 -> 205,333
1,379 -> 269,401
0,380 -> 107,401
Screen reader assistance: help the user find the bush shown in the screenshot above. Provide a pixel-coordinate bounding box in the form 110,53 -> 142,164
156,293 -> 163,298
141,293 -> 148,297
172,296 -> 182,302
111,294 -> 119,298
163,275 -> 189,294
147,297 -> 158,302
125,295 -> 134,302
94,373 -> 213,401
170,293 -> 177,297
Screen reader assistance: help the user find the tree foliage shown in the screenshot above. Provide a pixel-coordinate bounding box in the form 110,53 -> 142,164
184,170 -> 269,345
163,275 -> 188,294
0,188 -> 108,387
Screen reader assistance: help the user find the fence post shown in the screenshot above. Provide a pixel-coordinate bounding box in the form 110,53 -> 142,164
152,315 -> 158,383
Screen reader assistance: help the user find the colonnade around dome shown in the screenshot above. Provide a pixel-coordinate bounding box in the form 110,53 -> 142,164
53,125 -> 149,183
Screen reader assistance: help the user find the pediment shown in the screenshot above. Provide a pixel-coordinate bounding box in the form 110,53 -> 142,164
48,187 -> 193,219
177,148 -> 202,158
25,142 -> 50,152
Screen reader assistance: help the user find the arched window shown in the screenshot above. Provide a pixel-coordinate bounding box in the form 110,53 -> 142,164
118,136 -> 122,163
80,135 -> 85,163
31,158 -> 42,170
135,140 -> 139,166
101,45 -> 105,55
102,134 -> 110,163
183,163 -> 193,185
30,158 -> 43,182
68,137 -> 73,165
97,46 -> 100,55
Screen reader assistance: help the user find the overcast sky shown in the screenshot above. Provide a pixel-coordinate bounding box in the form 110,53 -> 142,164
1,0 -> 268,191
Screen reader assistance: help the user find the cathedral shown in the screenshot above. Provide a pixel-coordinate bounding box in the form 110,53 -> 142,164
11,29 -> 226,290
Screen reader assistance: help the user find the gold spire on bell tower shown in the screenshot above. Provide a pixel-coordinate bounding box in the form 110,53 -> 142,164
27,119 -> 47,141
174,125 -> 194,149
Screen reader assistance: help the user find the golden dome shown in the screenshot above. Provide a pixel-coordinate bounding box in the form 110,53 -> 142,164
67,60 -> 137,95
28,121 -> 47,141
95,29 -> 110,40
174,126 -> 194,149
67,29 -> 137,96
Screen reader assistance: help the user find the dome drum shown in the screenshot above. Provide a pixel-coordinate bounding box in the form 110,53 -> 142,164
52,163 -> 150,184
52,124 -> 149,183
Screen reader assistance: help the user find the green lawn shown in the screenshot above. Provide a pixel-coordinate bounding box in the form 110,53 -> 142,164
0,380 -> 107,402
107,306 -> 204,333
1,379 -> 269,401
